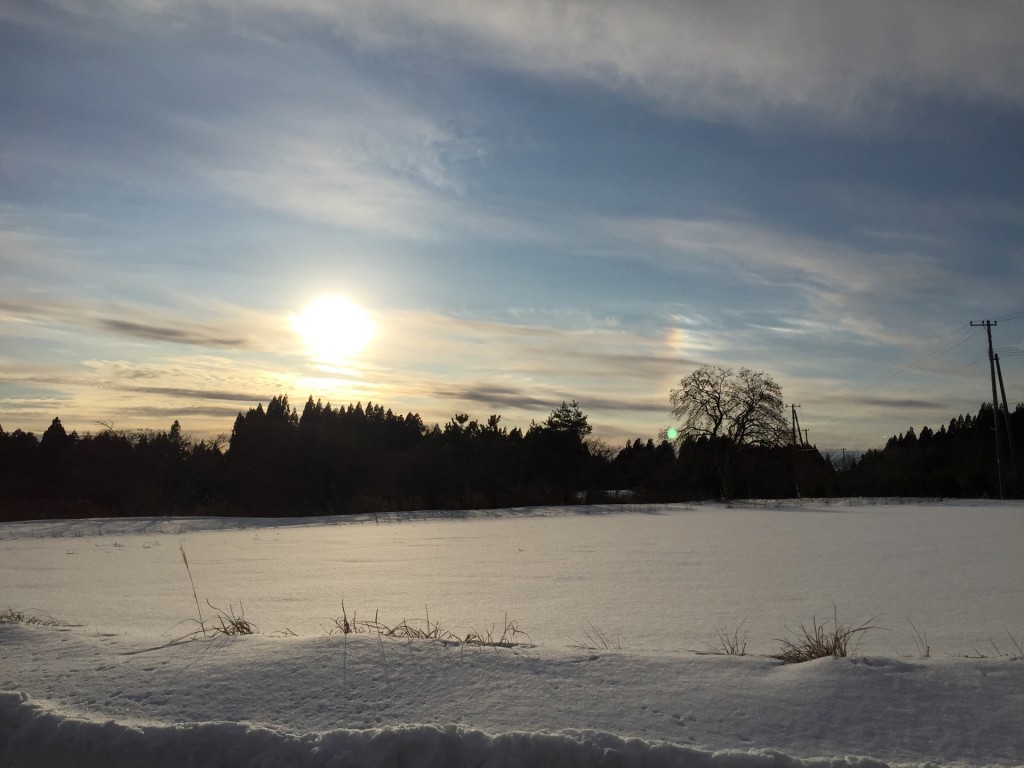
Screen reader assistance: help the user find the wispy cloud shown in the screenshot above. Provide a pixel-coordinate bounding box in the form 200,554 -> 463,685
436,382 -> 666,416
432,384 -> 556,413
217,0 -> 1024,128
115,386 -> 265,403
23,1 -> 1022,129
349,308 -> 690,441
96,319 -> 247,348
824,394 -> 948,411
602,215 -> 981,347
0,298 -> 259,351
187,113 -> 474,236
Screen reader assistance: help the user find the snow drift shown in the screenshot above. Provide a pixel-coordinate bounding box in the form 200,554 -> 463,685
0,691 -> 897,768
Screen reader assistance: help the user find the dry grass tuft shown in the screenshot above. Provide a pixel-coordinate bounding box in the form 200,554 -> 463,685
960,629 -> 1024,660
177,545 -> 259,638
696,621 -> 749,656
461,615 -> 531,648
774,605 -> 883,663
324,600 -> 360,636
203,600 -> 258,636
570,620 -> 626,651
1005,627 -> 1023,659
0,608 -> 66,627
907,617 -> 930,658
324,604 -> 530,648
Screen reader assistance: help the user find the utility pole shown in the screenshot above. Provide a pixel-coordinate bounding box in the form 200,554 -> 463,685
995,353 -> 1019,482
971,320 -> 1003,499
790,404 -> 803,447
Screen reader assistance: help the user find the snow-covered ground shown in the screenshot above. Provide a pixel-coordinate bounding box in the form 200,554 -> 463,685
1,499 -> 1022,767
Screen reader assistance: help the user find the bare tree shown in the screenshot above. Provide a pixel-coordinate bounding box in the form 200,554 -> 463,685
670,365 -> 788,446
668,365 -> 788,498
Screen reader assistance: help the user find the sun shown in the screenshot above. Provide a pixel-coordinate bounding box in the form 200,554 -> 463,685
291,295 -> 376,363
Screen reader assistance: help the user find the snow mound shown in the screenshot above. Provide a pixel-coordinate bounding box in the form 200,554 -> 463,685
1,691 -> 896,768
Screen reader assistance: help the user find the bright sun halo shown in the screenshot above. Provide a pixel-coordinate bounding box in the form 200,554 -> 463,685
292,295 -> 376,363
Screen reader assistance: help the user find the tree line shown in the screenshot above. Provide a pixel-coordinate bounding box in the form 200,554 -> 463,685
835,402 -> 1023,498
1,367 -> 1020,521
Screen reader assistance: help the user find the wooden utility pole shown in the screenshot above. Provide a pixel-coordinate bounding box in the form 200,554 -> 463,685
995,353 -> 1019,482
790,404 -> 803,447
971,320 -> 1003,499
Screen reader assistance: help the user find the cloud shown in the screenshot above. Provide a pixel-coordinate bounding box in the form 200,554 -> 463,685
1,7 -> 481,239
116,385 -> 265,403
342,307 -> 692,442
373,308 -> 693,386
0,353 -> 307,435
96,319 -> 247,348
112,405 -> 256,421
0,300 -> 254,351
432,384 -> 555,412
435,382 -> 666,418
822,394 -> 947,411
609,216 -> 879,291
213,0 -> 1024,128
601,214 -> 984,349
190,122 -> 464,237
22,1 -> 1023,130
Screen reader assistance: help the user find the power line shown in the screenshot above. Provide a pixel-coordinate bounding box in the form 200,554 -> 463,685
991,309 -> 1024,322
820,324 -> 982,425
806,310 -> 1020,435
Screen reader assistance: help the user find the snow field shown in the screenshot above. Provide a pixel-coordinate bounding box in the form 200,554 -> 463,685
1,500 -> 1022,767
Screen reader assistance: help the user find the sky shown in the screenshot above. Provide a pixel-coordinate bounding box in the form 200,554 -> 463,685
2,0 -> 1023,452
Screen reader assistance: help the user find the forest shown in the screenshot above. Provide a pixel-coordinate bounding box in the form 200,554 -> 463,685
1,394 -> 1022,522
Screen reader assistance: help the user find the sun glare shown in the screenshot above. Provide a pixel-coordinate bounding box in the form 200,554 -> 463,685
291,295 -> 376,363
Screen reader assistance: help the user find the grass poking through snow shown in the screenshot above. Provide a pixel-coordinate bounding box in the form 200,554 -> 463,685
907,617 -> 930,658
774,606 -> 883,663
570,620 -> 626,651
324,603 -> 530,648
0,608 -> 67,627
177,546 -> 259,638
695,621 -> 750,656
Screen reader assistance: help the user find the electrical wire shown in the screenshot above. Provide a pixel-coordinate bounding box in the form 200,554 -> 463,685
991,309 -> 1024,322
819,324 -> 982,424
820,309 -> 1022,426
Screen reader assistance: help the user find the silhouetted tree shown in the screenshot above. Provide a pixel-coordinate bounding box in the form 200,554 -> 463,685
525,402 -> 594,503
668,366 -> 788,498
38,417 -> 76,498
